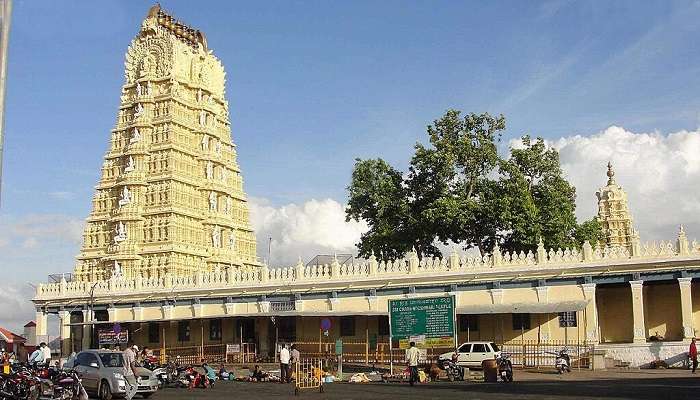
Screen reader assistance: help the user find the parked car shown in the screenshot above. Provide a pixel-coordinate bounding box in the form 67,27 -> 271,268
64,349 -> 159,399
438,341 -> 501,368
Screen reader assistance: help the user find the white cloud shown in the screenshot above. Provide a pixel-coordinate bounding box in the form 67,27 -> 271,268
0,214 -> 84,248
249,198 -> 368,266
547,126 -> 700,241
47,191 -> 76,201
0,284 -> 37,334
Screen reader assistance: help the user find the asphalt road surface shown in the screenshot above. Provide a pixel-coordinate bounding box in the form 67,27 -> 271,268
140,370 -> 700,400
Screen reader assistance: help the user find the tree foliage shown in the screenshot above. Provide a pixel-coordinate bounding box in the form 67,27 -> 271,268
346,110 -> 603,259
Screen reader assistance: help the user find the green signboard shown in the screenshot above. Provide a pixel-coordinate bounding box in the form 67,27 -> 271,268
389,296 -> 455,349
335,339 -> 343,355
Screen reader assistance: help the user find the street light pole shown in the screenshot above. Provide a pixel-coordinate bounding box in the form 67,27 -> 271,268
88,281 -> 99,349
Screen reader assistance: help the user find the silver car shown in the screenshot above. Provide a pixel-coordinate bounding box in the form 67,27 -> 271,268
65,349 -> 159,399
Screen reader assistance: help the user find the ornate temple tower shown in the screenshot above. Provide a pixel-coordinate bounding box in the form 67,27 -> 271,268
595,162 -> 637,249
73,5 -> 259,282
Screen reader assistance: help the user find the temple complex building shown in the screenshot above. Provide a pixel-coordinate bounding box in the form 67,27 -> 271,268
32,6 -> 700,369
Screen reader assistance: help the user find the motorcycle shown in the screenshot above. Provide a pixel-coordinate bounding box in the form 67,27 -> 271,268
175,366 -> 197,388
497,353 -> 513,382
142,357 -> 173,389
553,348 -> 571,374
438,353 -> 464,382
1,364 -> 40,400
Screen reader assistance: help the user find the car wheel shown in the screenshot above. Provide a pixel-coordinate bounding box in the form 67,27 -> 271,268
99,380 -> 112,400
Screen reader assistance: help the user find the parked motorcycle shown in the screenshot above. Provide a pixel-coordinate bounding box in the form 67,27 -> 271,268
438,353 -> 464,381
142,357 -> 174,389
497,353 -> 513,382
554,348 -> 571,374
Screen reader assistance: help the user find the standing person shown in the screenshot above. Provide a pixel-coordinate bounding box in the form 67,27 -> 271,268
290,344 -> 300,382
28,343 -> 45,366
279,343 -> 290,383
122,342 -> 139,400
42,342 -> 52,367
405,341 -> 420,386
690,337 -> 698,373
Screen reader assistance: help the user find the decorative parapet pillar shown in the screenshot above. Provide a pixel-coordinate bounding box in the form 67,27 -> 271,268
331,254 -> 340,277
629,280 -> 646,343
492,243 -> 502,267
678,277 -> 694,339
449,247 -> 460,270
630,230 -> 641,257
582,241 -> 593,262
294,258 -> 304,280
368,252 -> 378,276
536,238 -> 547,264
678,226 -> 690,256
260,264 -> 269,283
581,283 -> 599,343
408,248 -> 419,274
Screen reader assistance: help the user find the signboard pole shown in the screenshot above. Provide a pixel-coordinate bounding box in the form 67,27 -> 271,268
388,312 -> 393,375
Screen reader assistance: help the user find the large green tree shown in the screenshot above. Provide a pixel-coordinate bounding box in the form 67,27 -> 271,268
346,110 -> 603,259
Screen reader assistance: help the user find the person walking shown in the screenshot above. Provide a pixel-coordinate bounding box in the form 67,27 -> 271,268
279,344 -> 291,383
690,337 -> 698,373
122,342 -> 139,400
405,341 -> 420,386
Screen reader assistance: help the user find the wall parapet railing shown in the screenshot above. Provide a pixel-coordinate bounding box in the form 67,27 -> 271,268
35,227 -> 700,300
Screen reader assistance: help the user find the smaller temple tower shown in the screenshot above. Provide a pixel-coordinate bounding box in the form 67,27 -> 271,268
596,162 -> 637,249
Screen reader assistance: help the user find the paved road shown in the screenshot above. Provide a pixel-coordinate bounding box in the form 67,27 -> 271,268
141,370 -> 700,400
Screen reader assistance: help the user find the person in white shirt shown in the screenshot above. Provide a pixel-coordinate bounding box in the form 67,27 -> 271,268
279,344 -> 291,383
42,343 -> 52,367
405,341 -> 420,386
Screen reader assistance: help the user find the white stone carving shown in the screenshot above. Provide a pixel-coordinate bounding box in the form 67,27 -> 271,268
130,127 -> 141,144
228,230 -> 235,250
146,81 -> 152,96
215,141 -> 221,155
201,135 -> 209,151
212,225 -> 221,248
136,82 -> 143,97
206,161 -> 213,179
118,186 -> 131,207
114,221 -> 127,242
199,110 -> 207,126
225,197 -> 232,214
134,103 -> 144,118
112,261 -> 123,279
197,88 -> 202,103
209,191 -> 217,212
124,156 -> 135,172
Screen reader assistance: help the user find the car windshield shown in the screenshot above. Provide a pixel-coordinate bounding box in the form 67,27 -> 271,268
490,342 -> 500,352
99,353 -> 124,368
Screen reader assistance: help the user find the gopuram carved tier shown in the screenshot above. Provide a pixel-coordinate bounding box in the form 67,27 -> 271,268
73,5 -> 259,282
596,162 -> 638,251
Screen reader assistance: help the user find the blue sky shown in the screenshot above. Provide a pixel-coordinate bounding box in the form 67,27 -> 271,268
2,0 -> 700,330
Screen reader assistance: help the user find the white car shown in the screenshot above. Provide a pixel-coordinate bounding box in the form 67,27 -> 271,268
438,341 -> 501,368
